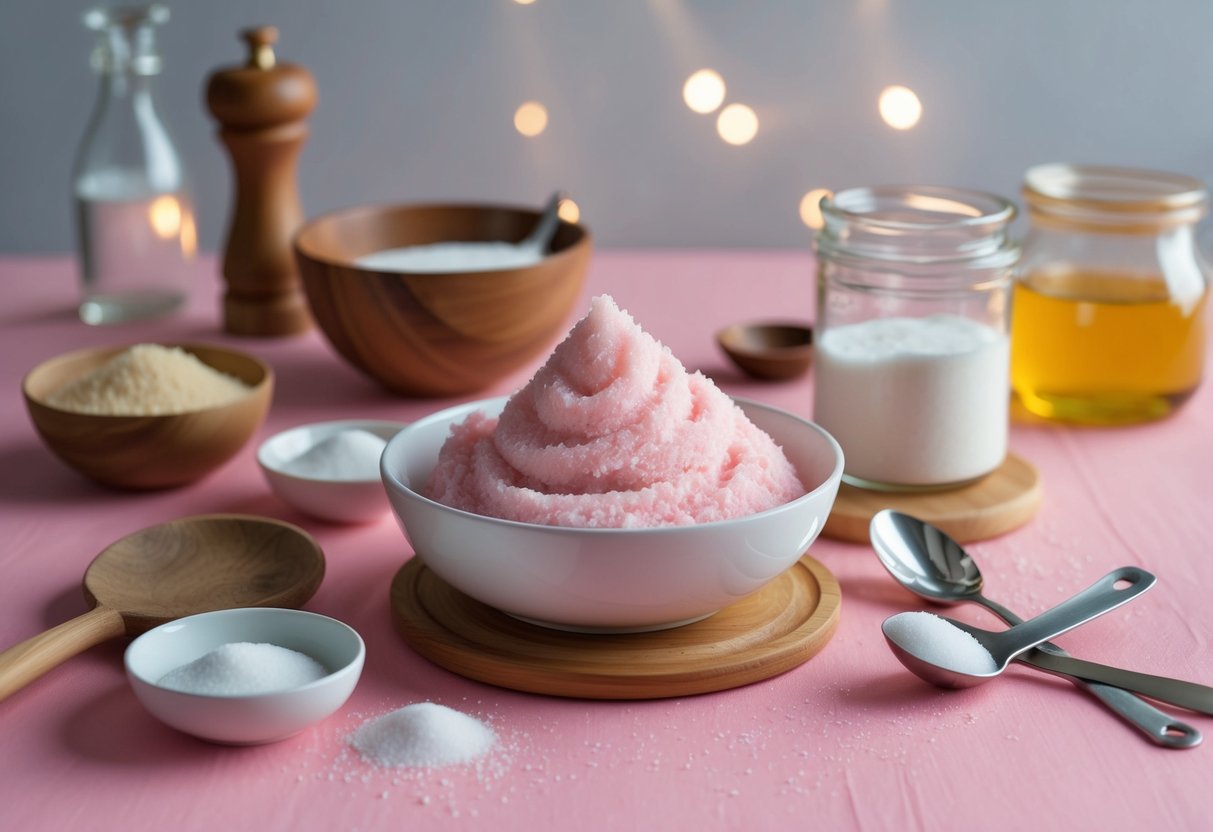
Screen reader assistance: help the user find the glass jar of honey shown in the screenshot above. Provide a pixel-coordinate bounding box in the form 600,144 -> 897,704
1012,164 -> 1209,424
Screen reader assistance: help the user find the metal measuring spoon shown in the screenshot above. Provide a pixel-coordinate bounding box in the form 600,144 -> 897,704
883,566 -> 1152,685
870,510 -> 1201,748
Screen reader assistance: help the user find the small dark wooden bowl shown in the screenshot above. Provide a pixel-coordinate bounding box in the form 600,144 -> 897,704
716,322 -> 814,381
294,202 -> 592,397
23,344 -> 273,490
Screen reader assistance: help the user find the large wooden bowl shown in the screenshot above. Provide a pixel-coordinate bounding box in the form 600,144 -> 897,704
293,202 -> 592,396
23,343 -> 273,490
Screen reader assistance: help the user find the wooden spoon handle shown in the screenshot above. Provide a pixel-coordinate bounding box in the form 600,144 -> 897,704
0,606 -> 127,701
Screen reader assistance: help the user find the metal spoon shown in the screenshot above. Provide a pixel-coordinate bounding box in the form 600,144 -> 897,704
883,565 -> 1152,686
517,191 -> 566,256
870,510 -> 1201,748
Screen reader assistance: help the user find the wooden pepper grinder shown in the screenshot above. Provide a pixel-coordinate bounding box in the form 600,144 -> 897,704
205,26 -> 316,336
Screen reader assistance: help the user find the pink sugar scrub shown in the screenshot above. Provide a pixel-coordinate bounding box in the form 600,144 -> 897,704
426,295 -> 807,529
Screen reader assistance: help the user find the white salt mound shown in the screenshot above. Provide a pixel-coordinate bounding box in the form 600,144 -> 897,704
355,241 -> 542,273
350,702 -> 497,768
47,344 -> 251,416
157,642 -> 329,696
884,611 -> 999,675
283,429 -> 387,480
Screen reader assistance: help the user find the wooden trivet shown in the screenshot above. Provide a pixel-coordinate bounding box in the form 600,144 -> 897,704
822,452 -> 1042,544
389,554 -> 841,700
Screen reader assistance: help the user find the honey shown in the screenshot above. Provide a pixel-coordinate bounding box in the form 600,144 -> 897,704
1011,270 -> 1207,424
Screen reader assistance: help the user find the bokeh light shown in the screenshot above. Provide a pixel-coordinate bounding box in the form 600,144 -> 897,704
514,101 -> 549,137
180,209 -> 197,256
878,85 -> 922,130
716,103 -> 759,145
148,194 -> 181,239
557,197 -> 580,224
683,69 -> 726,114
798,188 -> 833,230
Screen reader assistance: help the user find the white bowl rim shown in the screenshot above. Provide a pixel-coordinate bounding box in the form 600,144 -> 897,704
125,607 -> 366,701
258,419 -> 410,484
381,395 -> 844,535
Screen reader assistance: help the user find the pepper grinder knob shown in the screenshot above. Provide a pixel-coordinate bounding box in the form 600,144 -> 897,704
243,25 -> 278,69
205,25 -> 316,336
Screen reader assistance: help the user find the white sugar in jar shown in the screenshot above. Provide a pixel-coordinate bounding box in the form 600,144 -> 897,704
814,316 -> 1009,488
812,186 -> 1019,491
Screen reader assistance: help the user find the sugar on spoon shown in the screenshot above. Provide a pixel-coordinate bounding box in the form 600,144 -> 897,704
870,510 -> 1202,748
883,565 -> 1152,685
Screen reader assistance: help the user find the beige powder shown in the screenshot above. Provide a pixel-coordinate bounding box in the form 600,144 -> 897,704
47,344 -> 252,415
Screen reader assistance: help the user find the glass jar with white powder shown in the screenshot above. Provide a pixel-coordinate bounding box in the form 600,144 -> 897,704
812,186 -> 1019,491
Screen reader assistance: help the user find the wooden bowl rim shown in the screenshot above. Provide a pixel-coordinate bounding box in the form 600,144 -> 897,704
293,200 -> 593,273
716,321 -> 815,359
22,342 -> 273,418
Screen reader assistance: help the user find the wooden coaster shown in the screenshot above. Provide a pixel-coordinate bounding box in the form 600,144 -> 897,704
822,452 -> 1042,544
389,555 -> 841,700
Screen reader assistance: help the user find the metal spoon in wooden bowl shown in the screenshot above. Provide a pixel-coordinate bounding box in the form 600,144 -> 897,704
0,514 -> 325,701
517,191 -> 567,257
716,322 -> 814,380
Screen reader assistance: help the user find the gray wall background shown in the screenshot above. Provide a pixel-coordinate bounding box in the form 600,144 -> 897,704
4,0 -> 1213,253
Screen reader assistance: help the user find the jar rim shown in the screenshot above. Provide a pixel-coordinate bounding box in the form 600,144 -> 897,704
820,185 -> 1016,232
84,4 -> 168,76
816,185 -> 1018,268
1024,163 -> 1208,218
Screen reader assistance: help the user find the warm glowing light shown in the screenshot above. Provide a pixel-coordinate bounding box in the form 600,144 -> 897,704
716,103 -> 758,145
904,193 -> 983,217
514,101 -> 548,137
180,209 -> 197,257
148,195 -> 181,239
799,188 -> 833,230
513,0 -> 537,4
557,198 -> 580,224
878,85 -> 922,130
683,69 -> 726,114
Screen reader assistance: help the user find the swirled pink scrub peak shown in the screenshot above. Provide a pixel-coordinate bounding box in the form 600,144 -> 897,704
426,295 -> 806,528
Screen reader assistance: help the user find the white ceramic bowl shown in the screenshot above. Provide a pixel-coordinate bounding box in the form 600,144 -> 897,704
258,420 -> 407,524
381,397 -> 844,632
125,608 -> 365,745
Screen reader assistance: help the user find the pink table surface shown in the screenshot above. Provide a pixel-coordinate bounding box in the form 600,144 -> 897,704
1,253 -> 1211,831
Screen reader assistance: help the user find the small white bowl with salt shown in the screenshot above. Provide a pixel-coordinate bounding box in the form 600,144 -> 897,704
258,419 -> 407,524
125,607 -> 365,745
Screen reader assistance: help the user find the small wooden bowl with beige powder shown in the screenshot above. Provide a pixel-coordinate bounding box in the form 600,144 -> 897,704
23,343 -> 272,489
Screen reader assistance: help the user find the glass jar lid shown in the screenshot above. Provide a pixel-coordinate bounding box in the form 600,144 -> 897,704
815,185 -> 1018,268
1023,163 -> 1208,231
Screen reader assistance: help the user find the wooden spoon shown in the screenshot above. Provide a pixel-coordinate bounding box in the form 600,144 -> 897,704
0,514 -> 325,701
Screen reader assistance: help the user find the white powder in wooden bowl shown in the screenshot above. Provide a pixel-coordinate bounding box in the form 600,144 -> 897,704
47,344 -> 252,415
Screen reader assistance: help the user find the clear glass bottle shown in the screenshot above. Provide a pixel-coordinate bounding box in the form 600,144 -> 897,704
1012,164 -> 1209,424
813,186 -> 1019,491
72,4 -> 195,325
